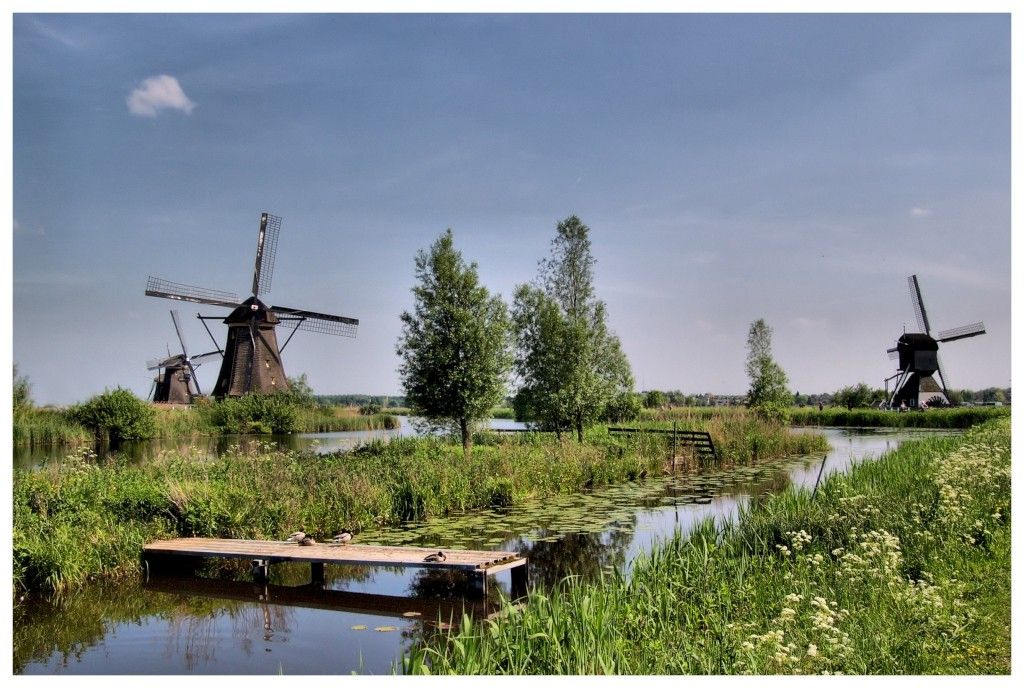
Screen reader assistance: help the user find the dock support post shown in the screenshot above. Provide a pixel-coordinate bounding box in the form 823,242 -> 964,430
469,572 -> 488,598
510,564 -> 529,599
310,561 -> 325,586
251,559 -> 269,583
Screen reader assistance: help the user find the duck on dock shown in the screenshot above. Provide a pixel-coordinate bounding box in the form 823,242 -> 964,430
329,529 -> 353,545
423,551 -> 446,563
298,536 -> 316,546
285,531 -> 306,544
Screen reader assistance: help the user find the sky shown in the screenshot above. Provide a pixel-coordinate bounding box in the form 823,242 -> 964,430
11,12 -> 1012,405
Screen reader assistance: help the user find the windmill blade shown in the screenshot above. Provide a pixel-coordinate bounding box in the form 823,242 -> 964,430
184,359 -> 202,397
148,354 -> 184,371
251,212 -> 282,297
887,347 -> 899,361
907,275 -> 932,334
189,350 -> 223,365
936,321 -> 986,343
271,305 -> 359,338
170,310 -> 190,359
146,276 -> 240,309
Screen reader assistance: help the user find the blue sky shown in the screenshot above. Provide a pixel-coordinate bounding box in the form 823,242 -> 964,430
12,13 -> 1011,404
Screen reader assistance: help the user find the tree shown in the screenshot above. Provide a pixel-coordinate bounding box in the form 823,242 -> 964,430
397,229 -> 512,457
833,383 -> 884,410
644,390 -> 668,409
512,216 -> 634,441
745,318 -> 791,419
13,364 -> 32,415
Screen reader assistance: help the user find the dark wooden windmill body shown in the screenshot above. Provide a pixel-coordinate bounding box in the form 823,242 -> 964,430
145,212 -> 358,399
885,275 -> 985,409
148,310 -> 222,403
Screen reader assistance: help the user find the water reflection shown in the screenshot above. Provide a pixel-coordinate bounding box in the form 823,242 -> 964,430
14,417 -> 531,469
15,427 -> 957,674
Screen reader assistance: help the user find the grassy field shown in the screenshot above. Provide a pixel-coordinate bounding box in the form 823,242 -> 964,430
403,417 -> 1010,675
13,419 -> 824,597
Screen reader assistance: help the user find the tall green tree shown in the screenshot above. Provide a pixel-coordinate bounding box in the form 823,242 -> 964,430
397,229 -> 512,457
513,216 -> 634,441
745,318 -> 791,418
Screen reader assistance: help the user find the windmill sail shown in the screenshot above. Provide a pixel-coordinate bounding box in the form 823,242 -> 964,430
251,212 -> 281,297
908,275 -> 931,334
936,322 -> 986,343
271,305 -> 359,337
146,277 -> 239,309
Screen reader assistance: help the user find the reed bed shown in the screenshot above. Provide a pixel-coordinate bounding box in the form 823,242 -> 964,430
787,406 -> 1008,428
404,418 -> 1010,675
12,409 -> 92,447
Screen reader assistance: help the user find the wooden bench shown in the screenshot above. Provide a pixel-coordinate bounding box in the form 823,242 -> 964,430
143,538 -> 528,597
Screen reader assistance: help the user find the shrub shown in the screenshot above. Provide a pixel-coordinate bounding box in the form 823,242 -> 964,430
602,392 -> 643,423
69,388 -> 156,442
202,393 -> 301,434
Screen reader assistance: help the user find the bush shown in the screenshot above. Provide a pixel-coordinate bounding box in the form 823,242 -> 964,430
202,393 -> 301,434
602,392 -> 643,423
359,402 -> 383,416
69,388 -> 156,442
750,401 -> 790,425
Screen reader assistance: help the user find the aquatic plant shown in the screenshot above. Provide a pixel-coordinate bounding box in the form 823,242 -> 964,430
403,418 -> 1010,675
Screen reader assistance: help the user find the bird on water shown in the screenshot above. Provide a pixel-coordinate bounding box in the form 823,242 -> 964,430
329,529 -> 353,545
423,551 -> 446,563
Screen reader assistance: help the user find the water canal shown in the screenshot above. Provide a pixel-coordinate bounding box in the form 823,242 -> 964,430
13,426 -> 959,675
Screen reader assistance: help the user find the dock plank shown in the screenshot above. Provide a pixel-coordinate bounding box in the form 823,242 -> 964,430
143,538 -> 525,573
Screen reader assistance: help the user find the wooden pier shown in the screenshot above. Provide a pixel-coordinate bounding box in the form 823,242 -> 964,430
143,538 -> 528,597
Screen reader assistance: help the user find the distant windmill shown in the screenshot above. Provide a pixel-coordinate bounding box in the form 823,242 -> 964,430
148,310 -> 222,403
885,275 -> 986,408
145,212 -> 359,398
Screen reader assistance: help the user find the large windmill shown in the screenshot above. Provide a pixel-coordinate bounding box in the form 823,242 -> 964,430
885,275 -> 985,409
145,212 -> 358,398
147,310 -> 222,403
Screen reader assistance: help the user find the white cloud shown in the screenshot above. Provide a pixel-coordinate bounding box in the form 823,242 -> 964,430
127,75 -> 196,117
910,207 -> 932,217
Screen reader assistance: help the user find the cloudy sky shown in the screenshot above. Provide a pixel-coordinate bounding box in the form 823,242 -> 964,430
12,13 -> 1011,405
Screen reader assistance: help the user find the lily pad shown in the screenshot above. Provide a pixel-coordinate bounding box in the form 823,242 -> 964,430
374,626 -> 399,632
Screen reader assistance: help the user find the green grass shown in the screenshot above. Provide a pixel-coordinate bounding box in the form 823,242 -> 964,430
403,417 -> 1010,675
13,417 -> 821,597
644,405 -> 1008,429
615,411 -> 829,463
787,406 -> 1008,428
12,409 -> 92,447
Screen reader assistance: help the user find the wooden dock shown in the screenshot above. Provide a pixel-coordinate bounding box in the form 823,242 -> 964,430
143,538 -> 528,597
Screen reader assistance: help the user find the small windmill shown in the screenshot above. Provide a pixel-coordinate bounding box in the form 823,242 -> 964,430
148,310 -> 222,403
885,275 -> 986,409
145,212 -> 359,398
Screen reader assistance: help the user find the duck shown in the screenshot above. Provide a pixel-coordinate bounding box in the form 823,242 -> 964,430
285,531 -> 306,544
423,551 -> 446,563
298,535 -> 316,546
329,529 -> 353,545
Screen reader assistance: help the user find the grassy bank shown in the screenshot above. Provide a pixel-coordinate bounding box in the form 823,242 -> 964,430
643,405 -> 1008,429
14,419 -> 822,597
787,406 -> 1008,428
612,412 -> 828,463
404,417 -> 1010,675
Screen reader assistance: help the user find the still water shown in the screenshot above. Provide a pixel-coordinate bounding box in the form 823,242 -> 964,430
13,426 -> 957,675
